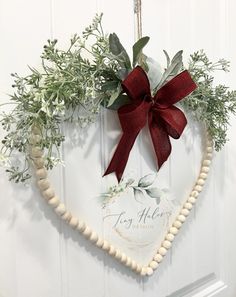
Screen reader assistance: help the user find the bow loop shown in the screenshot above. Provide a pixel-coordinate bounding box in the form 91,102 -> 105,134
104,66 -> 197,181
122,66 -> 151,102
118,100 -> 151,133
153,106 -> 187,139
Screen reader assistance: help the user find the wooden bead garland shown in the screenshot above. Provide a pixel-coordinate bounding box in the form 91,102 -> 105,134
30,129 -> 213,276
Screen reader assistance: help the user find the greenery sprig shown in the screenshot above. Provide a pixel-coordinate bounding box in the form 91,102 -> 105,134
183,50 -> 236,150
0,14 -> 236,183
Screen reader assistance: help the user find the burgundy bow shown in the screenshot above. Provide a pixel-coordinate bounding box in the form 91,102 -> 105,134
104,66 -> 197,181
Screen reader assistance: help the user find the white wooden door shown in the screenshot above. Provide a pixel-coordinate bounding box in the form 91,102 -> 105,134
0,1 -> 236,296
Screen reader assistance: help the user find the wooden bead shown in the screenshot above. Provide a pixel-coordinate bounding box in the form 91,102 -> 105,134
69,217 -> 78,228
191,190 -> 199,198
162,240 -> 171,249
95,237 -> 104,248
55,203 -> 66,216
184,202 -> 193,210
114,249 -> 122,260
201,166 -> 210,173
169,227 -> 178,235
146,267 -> 153,276
61,211 -> 72,222
206,146 -> 213,153
33,158 -> 44,169
31,147 -> 43,158
37,179 -> 50,191
149,261 -> 158,270
77,220 -> 86,232
207,139 -> 213,146
43,188 -> 55,200
194,185 -> 203,192
203,160 -> 211,166
48,196 -> 60,208
108,245 -> 116,256
29,134 -> 41,145
165,233 -> 174,242
158,247 -> 167,256
83,226 -> 92,238
173,220 -> 182,229
31,126 -> 41,135
125,257 -> 132,267
188,196 -> 196,204
178,215 -> 186,223
131,260 -> 137,270
197,179 -> 205,186
199,172 -> 207,179
35,168 -> 47,179
121,253 -> 127,263
181,208 -> 190,216
136,265 -> 142,273
154,253 -> 163,263
206,153 -> 213,160
102,240 -> 110,251
90,232 -> 98,243
141,267 -> 147,276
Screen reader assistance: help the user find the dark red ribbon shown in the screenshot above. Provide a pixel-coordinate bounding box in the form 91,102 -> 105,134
104,66 -> 197,181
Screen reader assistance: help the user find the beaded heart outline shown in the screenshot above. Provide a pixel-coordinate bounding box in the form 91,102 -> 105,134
30,125 -> 213,277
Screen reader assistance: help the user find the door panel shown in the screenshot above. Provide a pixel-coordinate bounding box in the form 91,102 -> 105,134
0,1 -> 235,296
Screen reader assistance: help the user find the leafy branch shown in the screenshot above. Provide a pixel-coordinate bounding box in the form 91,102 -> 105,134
1,14 -> 236,183
182,50 -> 236,151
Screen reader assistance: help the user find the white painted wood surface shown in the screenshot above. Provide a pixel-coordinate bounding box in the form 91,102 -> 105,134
0,0 -> 236,296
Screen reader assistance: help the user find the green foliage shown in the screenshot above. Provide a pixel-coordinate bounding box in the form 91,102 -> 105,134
155,50 -> 183,91
1,13 -> 236,184
132,36 -> 150,67
0,13 -> 122,182
182,50 -> 236,151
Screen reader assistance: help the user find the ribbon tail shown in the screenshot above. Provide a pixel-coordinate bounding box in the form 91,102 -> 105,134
103,131 -> 139,182
149,115 -> 171,170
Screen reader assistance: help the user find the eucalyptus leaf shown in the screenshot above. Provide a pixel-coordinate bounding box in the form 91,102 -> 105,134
133,188 -> 145,203
138,174 -> 156,188
101,80 -> 119,92
109,33 -> 131,69
132,36 -> 150,67
141,54 -> 149,72
155,50 -> 183,90
107,84 -> 122,107
107,94 -> 130,110
163,50 -> 170,68
145,187 -> 163,198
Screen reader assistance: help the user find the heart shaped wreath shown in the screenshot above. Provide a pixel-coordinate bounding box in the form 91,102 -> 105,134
0,14 -> 236,276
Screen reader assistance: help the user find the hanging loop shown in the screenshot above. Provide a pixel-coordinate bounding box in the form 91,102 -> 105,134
134,0 -> 142,40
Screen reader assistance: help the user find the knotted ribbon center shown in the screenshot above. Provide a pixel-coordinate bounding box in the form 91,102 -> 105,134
104,66 -> 197,181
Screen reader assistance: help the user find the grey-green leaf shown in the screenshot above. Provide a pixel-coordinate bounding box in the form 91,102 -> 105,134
109,33 -> 131,69
163,50 -> 170,68
107,84 -> 122,107
106,94 -> 130,110
145,187 -> 163,198
156,50 -> 183,90
133,188 -> 145,203
138,174 -> 156,188
132,36 -> 150,67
